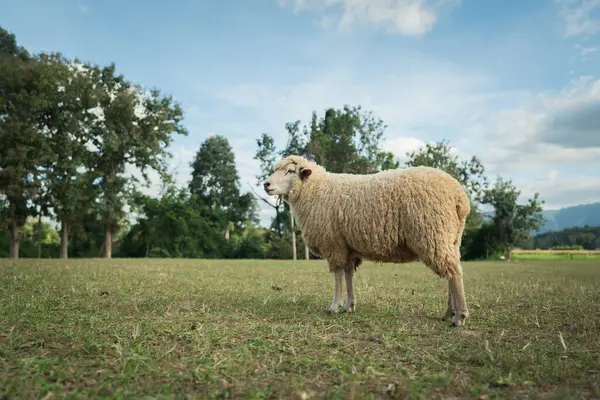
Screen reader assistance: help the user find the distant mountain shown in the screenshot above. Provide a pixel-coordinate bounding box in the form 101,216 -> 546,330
479,202 -> 600,234
538,202 -> 600,233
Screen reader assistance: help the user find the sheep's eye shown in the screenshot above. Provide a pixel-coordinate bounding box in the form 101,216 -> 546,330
286,169 -> 295,175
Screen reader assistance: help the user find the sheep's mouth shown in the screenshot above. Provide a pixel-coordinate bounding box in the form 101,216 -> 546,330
266,188 -> 275,195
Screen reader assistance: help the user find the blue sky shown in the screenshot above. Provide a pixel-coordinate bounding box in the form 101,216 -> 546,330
2,0 -> 600,226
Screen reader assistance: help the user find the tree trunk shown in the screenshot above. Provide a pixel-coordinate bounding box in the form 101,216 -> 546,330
60,221 -> 70,259
275,208 -> 282,236
305,244 -> 309,260
103,165 -> 116,259
290,209 -> 296,261
104,220 -> 112,258
37,213 -> 43,258
9,219 -> 19,259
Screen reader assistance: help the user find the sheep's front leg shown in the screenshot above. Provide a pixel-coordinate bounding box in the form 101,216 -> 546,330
450,272 -> 469,327
344,262 -> 356,313
441,280 -> 454,320
327,268 -> 345,313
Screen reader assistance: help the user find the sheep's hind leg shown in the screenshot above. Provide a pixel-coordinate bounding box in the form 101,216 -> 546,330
343,260 -> 356,313
327,267 -> 345,313
422,248 -> 468,326
449,270 -> 469,327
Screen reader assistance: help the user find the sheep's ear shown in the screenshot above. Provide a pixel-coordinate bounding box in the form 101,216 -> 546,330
299,167 -> 312,179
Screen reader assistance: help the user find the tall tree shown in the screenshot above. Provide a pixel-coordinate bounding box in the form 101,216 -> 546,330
482,176 -> 545,260
0,26 -> 27,59
36,53 -> 98,258
305,105 -> 398,173
86,63 -> 187,258
189,134 -> 258,237
0,28 -> 50,258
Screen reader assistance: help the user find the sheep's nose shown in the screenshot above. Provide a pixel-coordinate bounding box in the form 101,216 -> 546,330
263,181 -> 271,190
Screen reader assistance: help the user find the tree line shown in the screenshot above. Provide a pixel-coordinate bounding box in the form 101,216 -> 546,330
531,226 -> 600,251
1,26 -> 559,260
0,26 -> 187,258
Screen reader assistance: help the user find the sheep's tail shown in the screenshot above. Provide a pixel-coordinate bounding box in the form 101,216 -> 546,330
456,195 -> 470,222
453,192 -> 471,247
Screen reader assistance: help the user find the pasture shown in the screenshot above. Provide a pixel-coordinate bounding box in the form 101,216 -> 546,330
511,249 -> 600,261
1,258 -> 599,399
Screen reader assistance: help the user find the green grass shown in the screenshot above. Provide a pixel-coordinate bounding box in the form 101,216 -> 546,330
512,253 -> 600,261
1,258 -> 599,399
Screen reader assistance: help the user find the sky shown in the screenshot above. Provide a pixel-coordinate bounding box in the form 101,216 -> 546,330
2,0 -> 600,226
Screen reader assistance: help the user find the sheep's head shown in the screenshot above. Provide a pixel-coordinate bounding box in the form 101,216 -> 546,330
263,155 -> 315,198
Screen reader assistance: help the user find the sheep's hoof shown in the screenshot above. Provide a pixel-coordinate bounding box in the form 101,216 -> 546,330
451,312 -> 468,327
327,302 -> 344,313
344,301 -> 356,313
441,309 -> 455,321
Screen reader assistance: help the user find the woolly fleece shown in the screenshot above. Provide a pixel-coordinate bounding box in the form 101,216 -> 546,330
271,155 -> 471,280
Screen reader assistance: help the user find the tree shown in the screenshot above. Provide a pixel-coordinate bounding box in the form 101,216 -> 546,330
0,29 -> 51,258
305,105 -> 398,174
85,63 -> 187,258
120,186 -> 227,258
232,221 -> 268,259
189,134 -> 258,240
460,220 -> 501,260
34,53 -> 99,259
533,226 -> 600,250
66,206 -> 106,258
19,217 -> 61,257
0,26 -> 27,59
482,176 -> 545,260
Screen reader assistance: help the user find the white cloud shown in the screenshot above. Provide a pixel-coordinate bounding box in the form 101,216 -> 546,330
216,59 -> 498,146
557,0 -> 600,38
467,76 -> 600,176
579,45 -> 600,55
382,137 -> 427,164
277,0 -> 461,36
517,170 -> 600,209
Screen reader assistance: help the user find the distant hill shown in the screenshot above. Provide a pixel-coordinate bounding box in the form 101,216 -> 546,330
538,202 -> 600,233
479,202 -> 600,234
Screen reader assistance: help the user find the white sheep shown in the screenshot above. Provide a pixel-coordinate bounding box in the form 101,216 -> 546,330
263,155 -> 471,327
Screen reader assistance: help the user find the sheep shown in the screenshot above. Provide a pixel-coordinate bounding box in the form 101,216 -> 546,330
263,154 -> 471,327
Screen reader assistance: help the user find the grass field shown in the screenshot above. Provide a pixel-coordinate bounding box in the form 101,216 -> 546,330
511,250 -> 600,261
1,258 -> 599,399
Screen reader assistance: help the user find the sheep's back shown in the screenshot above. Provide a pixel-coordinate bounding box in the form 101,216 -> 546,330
333,167 -> 468,258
